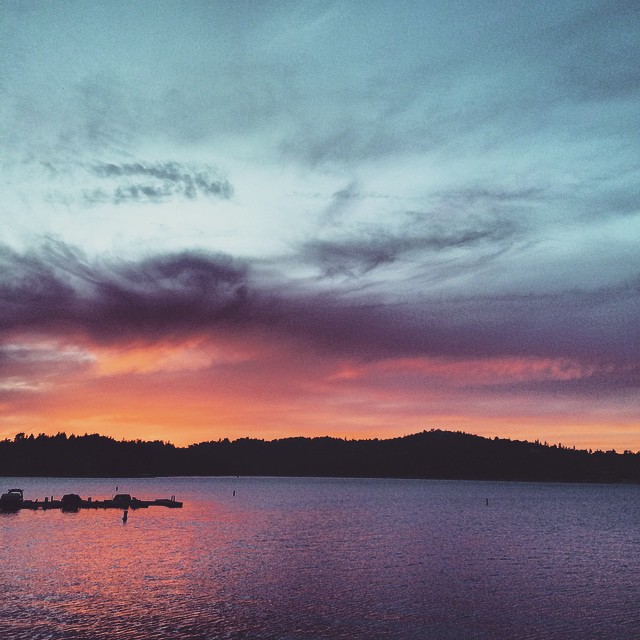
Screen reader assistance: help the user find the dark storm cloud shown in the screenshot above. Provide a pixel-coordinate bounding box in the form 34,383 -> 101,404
87,162 -> 233,204
0,242 -> 250,341
1,242 -> 639,384
265,285 -> 640,403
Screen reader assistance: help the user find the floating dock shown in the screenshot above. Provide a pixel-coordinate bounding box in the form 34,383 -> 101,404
0,489 -> 183,512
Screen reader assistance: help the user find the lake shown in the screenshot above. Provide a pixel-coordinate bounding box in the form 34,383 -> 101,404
1,477 -> 639,639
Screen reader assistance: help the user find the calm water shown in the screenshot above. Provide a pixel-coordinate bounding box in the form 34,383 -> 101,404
1,477 -> 639,639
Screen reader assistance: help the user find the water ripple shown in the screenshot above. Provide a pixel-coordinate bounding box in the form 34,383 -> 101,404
1,478 -> 640,639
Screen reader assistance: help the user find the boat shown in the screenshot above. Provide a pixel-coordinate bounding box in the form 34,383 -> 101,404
112,493 -> 132,507
0,488 -> 24,511
61,493 -> 83,512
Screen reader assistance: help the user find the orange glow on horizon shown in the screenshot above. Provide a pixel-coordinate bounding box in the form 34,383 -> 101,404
0,332 -> 638,453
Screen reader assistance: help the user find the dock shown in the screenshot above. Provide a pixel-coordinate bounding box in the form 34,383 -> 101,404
0,489 -> 183,512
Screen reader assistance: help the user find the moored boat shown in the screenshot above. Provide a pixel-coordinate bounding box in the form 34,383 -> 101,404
0,488 -> 24,511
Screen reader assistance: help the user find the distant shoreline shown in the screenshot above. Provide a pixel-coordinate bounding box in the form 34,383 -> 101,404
2,430 -> 639,484
3,475 -> 640,488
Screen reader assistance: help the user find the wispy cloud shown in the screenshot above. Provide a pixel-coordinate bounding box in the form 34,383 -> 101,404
87,161 -> 233,204
300,189 -> 526,278
301,225 -> 513,278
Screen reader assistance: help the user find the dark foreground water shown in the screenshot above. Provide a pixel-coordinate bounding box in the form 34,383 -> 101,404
1,477 -> 639,639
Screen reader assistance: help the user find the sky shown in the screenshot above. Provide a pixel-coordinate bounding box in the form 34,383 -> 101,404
1,0 -> 639,450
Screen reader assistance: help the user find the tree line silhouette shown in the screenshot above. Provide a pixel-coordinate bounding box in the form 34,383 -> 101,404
1,429 -> 639,483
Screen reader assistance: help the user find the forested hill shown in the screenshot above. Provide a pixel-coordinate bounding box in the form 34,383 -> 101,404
1,430 -> 639,483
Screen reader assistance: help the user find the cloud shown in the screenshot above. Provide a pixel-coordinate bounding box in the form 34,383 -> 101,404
480,364 -> 640,396
0,237 -> 638,437
321,180 -> 360,224
278,284 -> 640,369
433,186 -> 545,207
1,240 -> 638,373
0,241 -> 251,342
301,226 -> 510,277
548,0 -> 640,102
88,161 -> 233,204
0,341 -> 93,384
301,196 -> 522,278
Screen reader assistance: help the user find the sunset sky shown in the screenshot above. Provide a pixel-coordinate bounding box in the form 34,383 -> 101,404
1,1 -> 639,450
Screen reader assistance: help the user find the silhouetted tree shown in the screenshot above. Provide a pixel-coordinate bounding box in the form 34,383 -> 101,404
0,430 -> 639,483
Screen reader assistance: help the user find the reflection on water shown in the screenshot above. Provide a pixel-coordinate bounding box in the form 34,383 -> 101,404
1,477 -> 639,639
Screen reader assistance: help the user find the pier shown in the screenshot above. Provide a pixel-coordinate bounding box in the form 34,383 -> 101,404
0,489 -> 183,512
